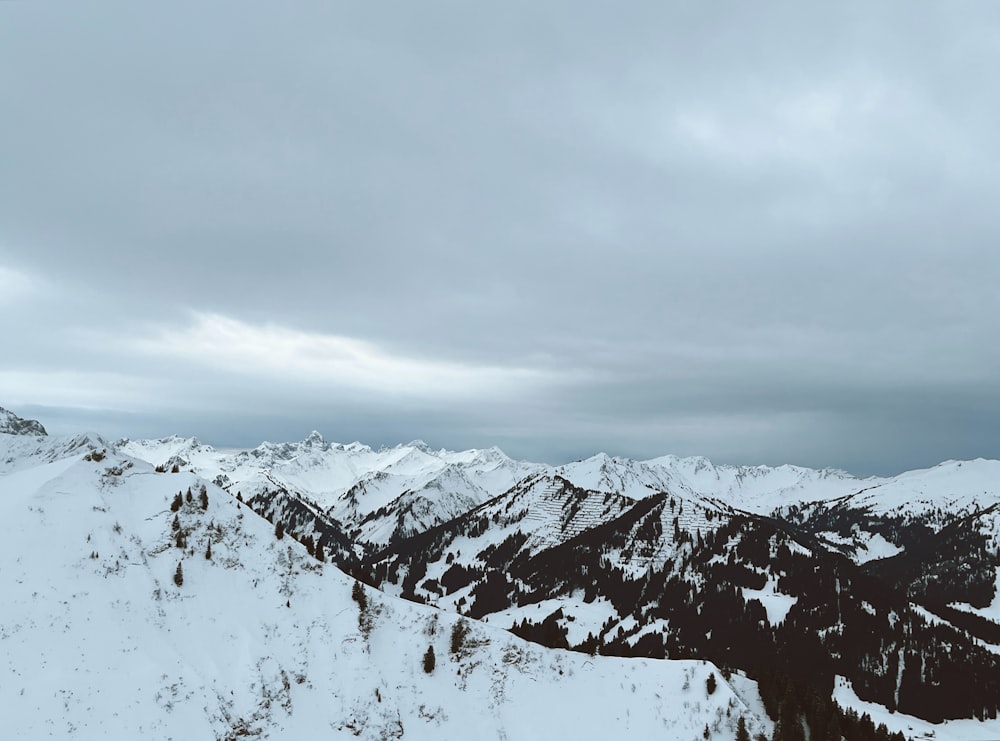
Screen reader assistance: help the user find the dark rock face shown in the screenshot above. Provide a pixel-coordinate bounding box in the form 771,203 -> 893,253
0,407 -> 47,436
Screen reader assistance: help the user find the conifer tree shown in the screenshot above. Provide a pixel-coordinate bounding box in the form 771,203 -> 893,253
170,492 -> 183,512
199,486 -> 208,510
173,562 -> 183,587
205,540 -> 212,560
422,644 -> 436,673
275,520 -> 284,540
736,716 -> 750,741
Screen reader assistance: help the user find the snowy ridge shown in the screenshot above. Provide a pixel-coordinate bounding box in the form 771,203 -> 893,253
118,433 -> 545,546
0,434 -> 772,740
0,405 -> 47,437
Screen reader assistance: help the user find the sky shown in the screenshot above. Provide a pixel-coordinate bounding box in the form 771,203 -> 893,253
2,2 -> 999,475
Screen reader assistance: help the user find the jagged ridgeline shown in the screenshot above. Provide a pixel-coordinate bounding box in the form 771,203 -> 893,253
110,427 -> 1000,735
363,475 -> 1000,725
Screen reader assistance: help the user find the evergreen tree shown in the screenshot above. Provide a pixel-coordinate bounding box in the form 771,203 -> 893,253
422,644 -> 436,673
173,562 -> 183,587
170,492 -> 183,512
205,540 -> 212,560
275,520 -> 284,540
186,488 -> 193,503
352,579 -> 367,611
706,672 -> 717,695
175,530 -> 185,548
171,514 -> 180,531
315,540 -> 325,563
736,716 -> 750,741
199,486 -> 208,510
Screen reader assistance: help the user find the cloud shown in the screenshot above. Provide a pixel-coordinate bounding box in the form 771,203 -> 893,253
0,370 -> 156,411
1,3 -> 999,474
0,265 -> 36,306
127,313 -> 562,399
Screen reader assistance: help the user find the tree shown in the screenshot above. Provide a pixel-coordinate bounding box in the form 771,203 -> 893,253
352,579 -> 367,612
175,530 -> 185,548
736,716 -> 750,741
422,644 -> 436,674
450,620 -> 469,657
185,488 -> 193,503
706,672 -> 717,695
170,492 -> 183,512
315,540 -> 325,563
173,562 -> 184,587
199,486 -> 208,510
274,520 -> 284,540
171,514 -> 180,531
205,540 -> 212,560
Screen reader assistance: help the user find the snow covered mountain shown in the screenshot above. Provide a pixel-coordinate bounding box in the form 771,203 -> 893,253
117,433 -> 544,547
0,405 -> 47,436
10,413 -> 1000,738
0,428 -> 774,740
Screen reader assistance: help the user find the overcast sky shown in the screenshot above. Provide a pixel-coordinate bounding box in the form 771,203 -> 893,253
2,2 -> 999,474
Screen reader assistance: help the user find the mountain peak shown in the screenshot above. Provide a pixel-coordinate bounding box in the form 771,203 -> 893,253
304,430 -> 326,445
0,406 -> 47,437
403,439 -> 435,454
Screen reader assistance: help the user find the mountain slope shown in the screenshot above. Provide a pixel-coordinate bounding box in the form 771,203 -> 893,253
0,432 -> 773,740
0,405 -> 47,436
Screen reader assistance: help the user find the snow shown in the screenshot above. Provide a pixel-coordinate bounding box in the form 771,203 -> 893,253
482,596 -> 618,646
742,575 -> 798,625
118,434 -> 545,545
949,567 -> 1000,623
833,676 -> 1000,741
819,530 -> 904,564
0,434 -> 772,740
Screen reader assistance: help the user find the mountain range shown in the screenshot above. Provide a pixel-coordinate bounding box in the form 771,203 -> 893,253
4,404 -> 1000,739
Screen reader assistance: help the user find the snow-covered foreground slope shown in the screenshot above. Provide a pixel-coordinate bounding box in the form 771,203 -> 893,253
0,433 -> 772,740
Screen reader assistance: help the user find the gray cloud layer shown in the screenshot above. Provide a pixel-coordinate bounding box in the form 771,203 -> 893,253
2,2 -> 999,474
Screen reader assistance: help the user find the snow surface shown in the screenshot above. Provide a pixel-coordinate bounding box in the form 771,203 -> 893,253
819,530 -> 905,564
0,432 -> 772,740
742,575 -> 798,625
950,566 -> 1000,623
834,676 -> 1000,741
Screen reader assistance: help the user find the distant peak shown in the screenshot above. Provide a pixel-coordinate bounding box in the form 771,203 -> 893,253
404,439 -> 434,454
0,406 -> 47,437
305,430 -> 326,445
